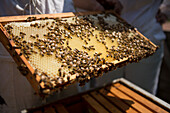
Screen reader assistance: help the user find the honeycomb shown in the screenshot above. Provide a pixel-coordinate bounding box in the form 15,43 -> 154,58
5,13 -> 157,94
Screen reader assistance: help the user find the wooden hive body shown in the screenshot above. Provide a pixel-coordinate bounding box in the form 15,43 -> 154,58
23,78 -> 170,113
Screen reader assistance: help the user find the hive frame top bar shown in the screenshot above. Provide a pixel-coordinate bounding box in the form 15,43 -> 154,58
113,78 -> 170,110
0,12 -> 75,23
0,10 -> 158,97
0,11 -> 118,23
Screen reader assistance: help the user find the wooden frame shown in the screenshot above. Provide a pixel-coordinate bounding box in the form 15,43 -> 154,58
0,11 -> 158,97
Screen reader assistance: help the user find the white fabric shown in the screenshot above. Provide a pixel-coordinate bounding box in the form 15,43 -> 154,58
119,0 -> 165,94
119,0 -> 166,45
0,0 -> 64,16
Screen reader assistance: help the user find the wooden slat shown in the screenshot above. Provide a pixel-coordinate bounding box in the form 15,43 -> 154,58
99,88 -> 138,113
54,104 -> 69,113
106,85 -> 153,113
0,12 -> 75,23
44,106 -> 56,113
90,91 -> 122,113
82,94 -> 109,113
136,30 -> 157,48
114,83 -> 168,113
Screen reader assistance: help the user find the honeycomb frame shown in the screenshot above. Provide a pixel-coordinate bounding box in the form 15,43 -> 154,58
0,11 -> 158,97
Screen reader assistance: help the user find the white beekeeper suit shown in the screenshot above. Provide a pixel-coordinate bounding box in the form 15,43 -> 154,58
0,0 -> 75,113
0,0 -> 64,16
120,0 -> 165,95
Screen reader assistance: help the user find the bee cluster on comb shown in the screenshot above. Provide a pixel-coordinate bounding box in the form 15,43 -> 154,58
5,12 -> 157,95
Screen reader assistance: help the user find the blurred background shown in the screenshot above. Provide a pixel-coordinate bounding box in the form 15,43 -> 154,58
157,0 -> 170,103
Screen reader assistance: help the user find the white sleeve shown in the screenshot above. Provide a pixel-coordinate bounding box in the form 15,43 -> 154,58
0,0 -> 64,16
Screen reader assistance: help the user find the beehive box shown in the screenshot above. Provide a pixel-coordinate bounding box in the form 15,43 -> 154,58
0,11 -> 158,96
22,78 -> 170,113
